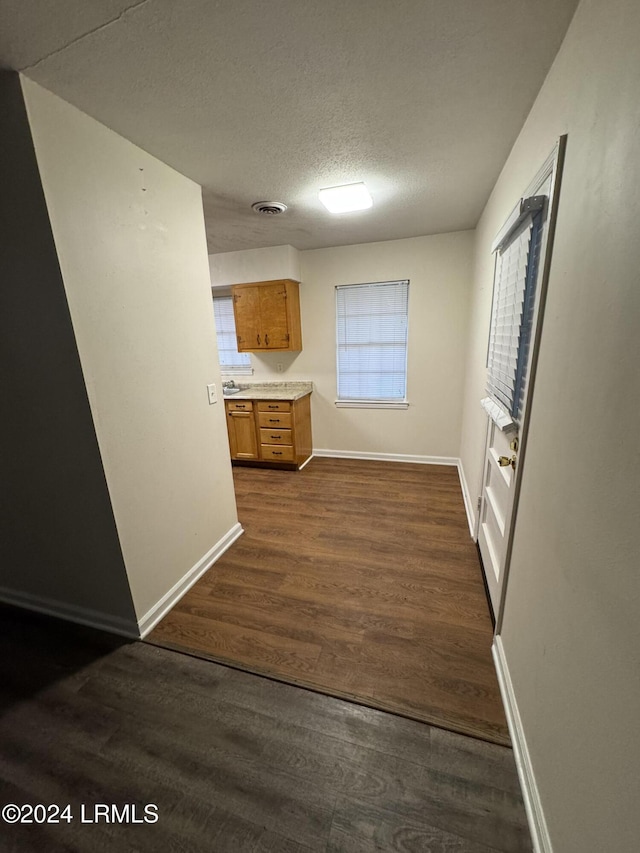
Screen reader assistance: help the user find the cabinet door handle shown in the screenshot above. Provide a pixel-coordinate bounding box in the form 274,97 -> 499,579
265,333 -> 269,345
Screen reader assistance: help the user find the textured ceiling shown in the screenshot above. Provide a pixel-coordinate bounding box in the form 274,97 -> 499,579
0,0 -> 579,252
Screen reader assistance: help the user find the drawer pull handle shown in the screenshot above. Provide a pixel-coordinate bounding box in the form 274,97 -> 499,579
272,451 -> 282,455
269,418 -> 280,423
268,405 -> 279,409
270,435 -> 279,439
236,405 -> 246,409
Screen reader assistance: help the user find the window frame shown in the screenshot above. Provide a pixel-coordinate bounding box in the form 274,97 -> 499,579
335,280 -> 410,410
212,293 -> 253,376
485,209 -> 543,423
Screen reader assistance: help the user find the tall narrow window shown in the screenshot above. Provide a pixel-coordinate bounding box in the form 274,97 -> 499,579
486,214 -> 542,419
212,295 -> 252,374
336,280 -> 409,407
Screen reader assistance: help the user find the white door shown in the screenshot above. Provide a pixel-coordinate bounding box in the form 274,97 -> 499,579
478,420 -> 519,614
477,139 -> 566,622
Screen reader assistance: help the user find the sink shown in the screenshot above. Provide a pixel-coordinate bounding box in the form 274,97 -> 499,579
223,387 -> 241,396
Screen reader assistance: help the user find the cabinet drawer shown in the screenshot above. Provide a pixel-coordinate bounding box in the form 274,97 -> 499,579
260,428 -> 292,446
226,400 -> 253,412
257,400 -> 291,413
258,412 -> 292,429
261,444 -> 294,462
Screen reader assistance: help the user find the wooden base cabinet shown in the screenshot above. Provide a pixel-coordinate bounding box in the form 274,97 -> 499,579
225,395 -> 312,469
225,400 -> 258,460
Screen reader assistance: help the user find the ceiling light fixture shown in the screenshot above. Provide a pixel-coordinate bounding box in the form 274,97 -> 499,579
319,182 -> 373,214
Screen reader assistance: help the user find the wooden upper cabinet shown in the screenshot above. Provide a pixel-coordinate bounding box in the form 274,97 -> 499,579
259,283 -> 290,349
231,279 -> 302,352
232,284 -> 261,350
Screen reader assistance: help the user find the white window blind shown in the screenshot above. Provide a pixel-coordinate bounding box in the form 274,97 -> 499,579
212,296 -> 252,374
336,280 -> 409,403
486,216 -> 541,419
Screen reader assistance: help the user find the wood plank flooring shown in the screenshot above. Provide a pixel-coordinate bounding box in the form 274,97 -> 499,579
149,458 -> 509,745
0,604 -> 531,852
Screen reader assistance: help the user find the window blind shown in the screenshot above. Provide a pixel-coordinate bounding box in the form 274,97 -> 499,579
336,280 -> 409,401
512,216 -> 542,418
486,216 -> 541,418
212,296 -> 252,374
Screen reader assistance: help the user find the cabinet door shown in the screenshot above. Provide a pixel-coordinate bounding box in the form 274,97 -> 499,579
227,411 -> 258,459
233,286 -> 262,351
259,283 -> 290,349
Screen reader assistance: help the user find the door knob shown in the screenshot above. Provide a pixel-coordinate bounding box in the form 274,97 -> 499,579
498,455 -> 517,470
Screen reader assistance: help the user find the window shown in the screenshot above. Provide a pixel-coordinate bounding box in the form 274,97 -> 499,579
486,213 -> 542,420
212,295 -> 252,375
336,280 -> 409,408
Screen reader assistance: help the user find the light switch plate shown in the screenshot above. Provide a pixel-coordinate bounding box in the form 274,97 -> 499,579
207,383 -> 217,404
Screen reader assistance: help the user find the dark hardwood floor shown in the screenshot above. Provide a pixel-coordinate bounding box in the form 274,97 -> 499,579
0,605 -> 531,852
149,458 -> 509,745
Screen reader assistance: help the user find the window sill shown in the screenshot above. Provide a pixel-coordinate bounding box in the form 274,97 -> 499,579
335,400 -> 409,410
221,368 -> 254,376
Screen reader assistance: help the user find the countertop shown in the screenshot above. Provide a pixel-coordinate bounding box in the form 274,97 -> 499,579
223,381 -> 313,401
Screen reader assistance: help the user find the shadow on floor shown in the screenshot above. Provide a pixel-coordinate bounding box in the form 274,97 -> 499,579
0,602 -> 131,712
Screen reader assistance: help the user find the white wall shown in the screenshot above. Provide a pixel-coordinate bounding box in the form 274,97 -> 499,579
23,78 -> 239,624
212,233 -> 474,459
459,1 -> 640,849
210,244 -> 301,286
0,71 -> 136,634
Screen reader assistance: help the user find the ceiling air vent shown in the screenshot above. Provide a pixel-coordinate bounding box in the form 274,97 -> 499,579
251,201 -> 287,215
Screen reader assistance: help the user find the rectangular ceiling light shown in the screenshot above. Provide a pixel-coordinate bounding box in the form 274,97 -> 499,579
319,182 -> 373,214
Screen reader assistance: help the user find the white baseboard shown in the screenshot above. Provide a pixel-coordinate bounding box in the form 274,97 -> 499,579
0,522 -> 245,640
312,449 -> 458,466
492,636 -> 552,853
0,586 -> 140,638
137,522 -> 244,638
457,459 -> 477,540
